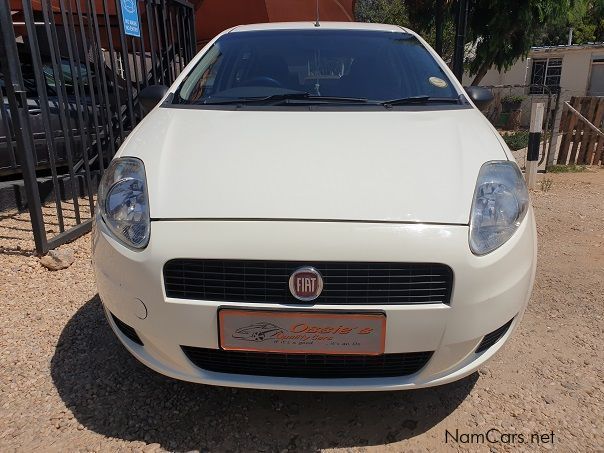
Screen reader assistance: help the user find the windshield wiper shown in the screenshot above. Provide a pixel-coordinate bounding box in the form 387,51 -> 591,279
279,94 -> 373,104
200,92 -> 307,105
199,92 -> 373,105
380,96 -> 462,107
198,93 -> 459,107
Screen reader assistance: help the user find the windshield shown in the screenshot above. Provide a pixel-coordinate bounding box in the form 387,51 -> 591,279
174,30 -> 459,106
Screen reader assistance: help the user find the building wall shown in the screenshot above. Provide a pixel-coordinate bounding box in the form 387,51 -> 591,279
463,47 -> 599,93
462,59 -> 530,86
463,46 -> 604,127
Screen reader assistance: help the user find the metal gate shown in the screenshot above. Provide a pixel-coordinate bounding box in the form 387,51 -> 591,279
480,84 -> 561,168
0,0 -> 196,254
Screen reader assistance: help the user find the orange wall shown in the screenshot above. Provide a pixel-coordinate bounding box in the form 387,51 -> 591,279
194,0 -> 269,44
194,0 -> 356,46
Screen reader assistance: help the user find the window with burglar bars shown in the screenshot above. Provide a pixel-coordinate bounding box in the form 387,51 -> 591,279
530,58 -> 562,94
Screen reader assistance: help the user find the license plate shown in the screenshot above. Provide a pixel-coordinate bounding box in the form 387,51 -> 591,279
218,309 -> 386,355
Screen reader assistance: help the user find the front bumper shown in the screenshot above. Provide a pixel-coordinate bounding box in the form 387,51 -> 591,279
93,211 -> 537,391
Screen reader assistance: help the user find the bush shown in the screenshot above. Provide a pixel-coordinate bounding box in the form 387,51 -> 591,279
501,94 -> 525,104
502,131 -> 530,150
547,165 -> 586,173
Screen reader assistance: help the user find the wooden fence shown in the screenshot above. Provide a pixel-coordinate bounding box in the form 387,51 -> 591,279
557,96 -> 604,165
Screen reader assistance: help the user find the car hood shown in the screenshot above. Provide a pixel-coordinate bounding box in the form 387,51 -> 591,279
120,107 -> 507,224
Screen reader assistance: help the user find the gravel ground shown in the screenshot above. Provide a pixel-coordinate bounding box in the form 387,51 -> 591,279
0,169 -> 603,452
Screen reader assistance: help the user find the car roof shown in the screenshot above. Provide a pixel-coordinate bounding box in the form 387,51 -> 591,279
230,21 -> 410,34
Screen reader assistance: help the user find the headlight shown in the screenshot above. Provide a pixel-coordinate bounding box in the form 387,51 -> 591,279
97,157 -> 150,249
469,161 -> 529,255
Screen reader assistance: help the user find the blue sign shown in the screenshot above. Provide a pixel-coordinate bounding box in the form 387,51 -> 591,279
120,0 -> 140,37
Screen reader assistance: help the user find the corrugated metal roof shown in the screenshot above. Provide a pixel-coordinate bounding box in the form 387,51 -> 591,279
531,42 -> 604,52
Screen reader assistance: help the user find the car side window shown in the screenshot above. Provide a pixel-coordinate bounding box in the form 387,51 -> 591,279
178,45 -> 225,103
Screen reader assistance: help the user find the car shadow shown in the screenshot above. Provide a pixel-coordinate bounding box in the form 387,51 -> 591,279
51,295 -> 477,452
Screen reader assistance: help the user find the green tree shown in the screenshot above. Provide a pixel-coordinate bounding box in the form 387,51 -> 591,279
355,0 -> 572,85
406,0 -> 457,60
537,0 -> 604,45
354,0 -> 409,27
466,1 -> 572,85
354,0 -> 456,59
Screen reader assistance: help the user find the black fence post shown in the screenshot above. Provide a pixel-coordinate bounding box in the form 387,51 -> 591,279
114,0 -> 137,129
21,0 -> 66,233
527,103 -> 544,189
435,0 -> 444,56
0,0 -> 48,254
452,0 -> 468,80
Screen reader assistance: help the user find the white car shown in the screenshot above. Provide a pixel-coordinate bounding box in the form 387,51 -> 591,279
93,22 -> 536,391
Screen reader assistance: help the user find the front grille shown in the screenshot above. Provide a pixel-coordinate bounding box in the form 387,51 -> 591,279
181,347 -> 433,378
164,260 -> 453,305
110,313 -> 144,346
475,318 -> 514,353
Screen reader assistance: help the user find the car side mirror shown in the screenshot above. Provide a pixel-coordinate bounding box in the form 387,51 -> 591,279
139,85 -> 169,115
464,86 -> 494,110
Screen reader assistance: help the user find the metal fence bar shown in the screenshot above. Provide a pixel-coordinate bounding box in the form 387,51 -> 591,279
145,0 -> 160,85
153,3 -> 166,85
175,7 -> 184,73
21,0 -> 65,232
167,8 -> 176,77
47,219 -> 93,251
75,0 -> 105,176
0,81 -> 17,169
138,3 -> 149,87
131,37 -> 143,119
114,0 -> 136,130
187,6 -> 196,63
88,0 -> 117,162
160,0 -> 173,84
42,0 -> 82,224
60,0 -> 95,215
0,0 -> 47,253
101,0 -> 125,143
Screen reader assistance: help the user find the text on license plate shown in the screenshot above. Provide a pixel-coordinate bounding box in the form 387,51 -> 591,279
218,309 -> 386,355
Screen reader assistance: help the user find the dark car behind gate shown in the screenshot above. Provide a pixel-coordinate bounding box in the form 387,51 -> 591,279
0,0 -> 196,254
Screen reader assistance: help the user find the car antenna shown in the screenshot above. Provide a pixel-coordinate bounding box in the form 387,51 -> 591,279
314,0 -> 320,27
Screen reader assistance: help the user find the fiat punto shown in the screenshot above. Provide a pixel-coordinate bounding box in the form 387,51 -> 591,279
93,22 -> 536,391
